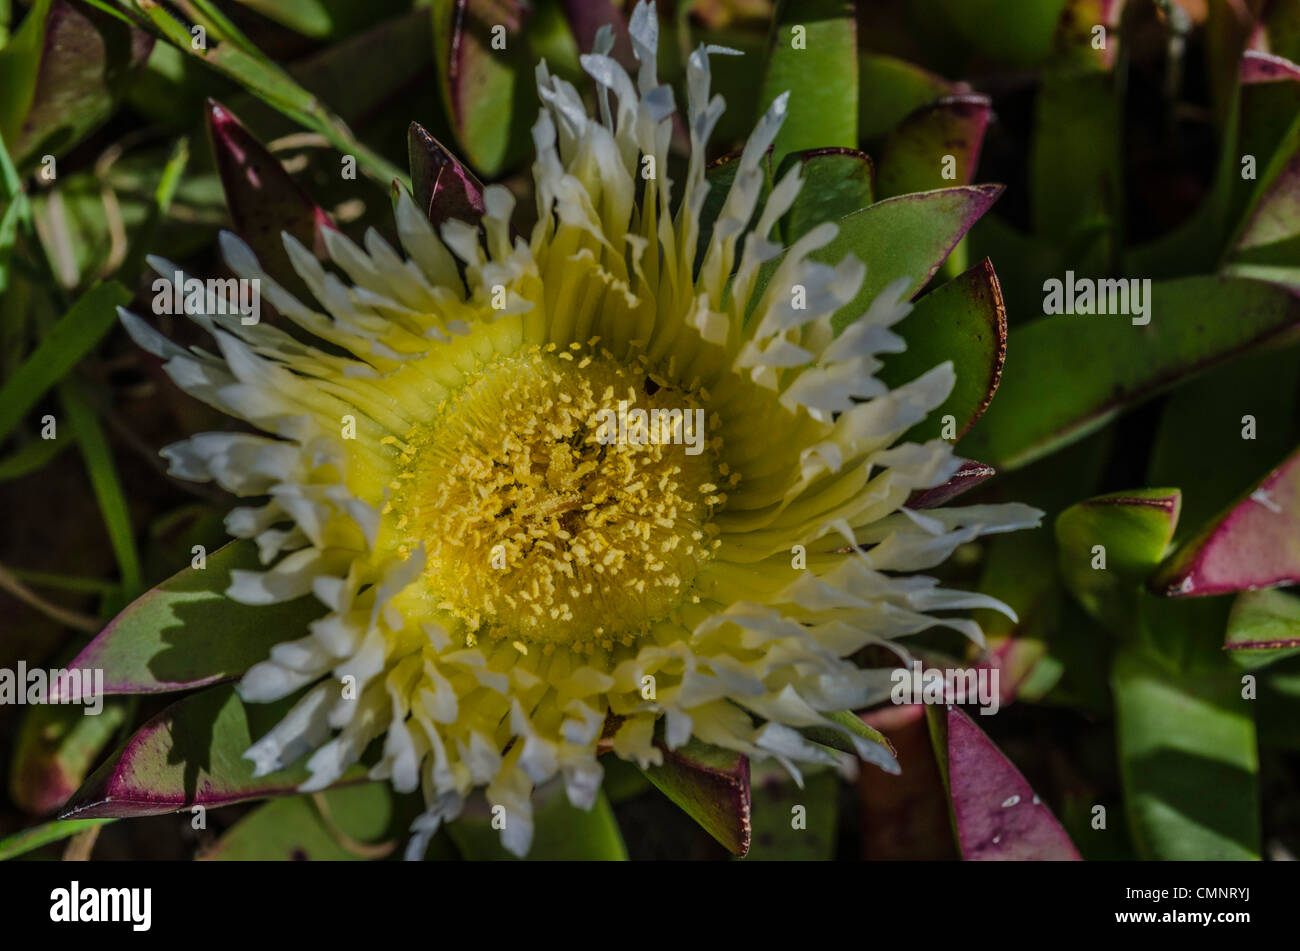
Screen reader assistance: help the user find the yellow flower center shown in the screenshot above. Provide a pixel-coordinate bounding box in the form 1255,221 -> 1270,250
388,343 -> 728,652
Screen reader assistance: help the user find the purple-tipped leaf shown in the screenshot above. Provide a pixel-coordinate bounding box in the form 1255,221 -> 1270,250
60,540 -> 324,699
1225,588 -> 1300,668
640,738 -> 751,856
61,685 -> 362,819
932,705 -> 1081,860
407,120 -> 486,230
206,98 -> 335,287
908,461 -> 997,509
1153,445 -> 1300,596
812,185 -> 1004,334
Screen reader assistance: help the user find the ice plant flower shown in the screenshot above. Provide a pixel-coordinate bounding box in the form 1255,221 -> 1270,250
120,1 -> 1039,856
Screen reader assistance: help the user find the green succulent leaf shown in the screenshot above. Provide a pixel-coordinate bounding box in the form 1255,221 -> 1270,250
432,0 -> 566,177
202,783 -> 410,861
856,52 -> 952,141
745,762 -> 838,860
936,0 -> 1070,68
65,539 -> 325,697
817,185 -> 1003,332
875,95 -> 991,199
962,276 -> 1300,470
1055,488 -> 1181,633
777,148 -> 874,245
759,0 -> 857,166
799,709 -> 894,761
1114,599 -> 1260,861
446,786 -> 627,861
1030,70 -> 1121,272
879,257 -> 1007,442
9,699 -> 127,816
1225,588 -> 1300,670
61,684 -> 365,819
640,737 -> 751,856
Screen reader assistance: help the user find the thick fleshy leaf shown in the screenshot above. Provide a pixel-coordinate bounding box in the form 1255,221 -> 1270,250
879,257 -> 1007,442
875,95 -> 991,199
1153,445 -> 1300,597
206,98 -> 334,288
858,705 -> 958,860
640,737 -> 751,856
857,52 -> 953,141
1114,599 -> 1260,860
1053,0 -> 1125,71
433,0 -> 539,176
61,684 -> 364,819
9,700 -> 127,816
777,147 -> 874,245
446,784 -> 627,860
1225,589 -> 1300,669
974,433 -> 1115,710
1232,151 -> 1300,254
202,784 -> 408,861
407,120 -> 485,230
1055,489 -> 1181,633
759,0 -> 857,165
963,277 -> 1300,470
937,0 -> 1071,67
1030,70 -> 1121,273
930,704 -> 1081,860
815,185 -> 1002,333
8,0 -> 153,167
908,460 -> 996,510
745,762 -> 839,860
62,540 -> 324,697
